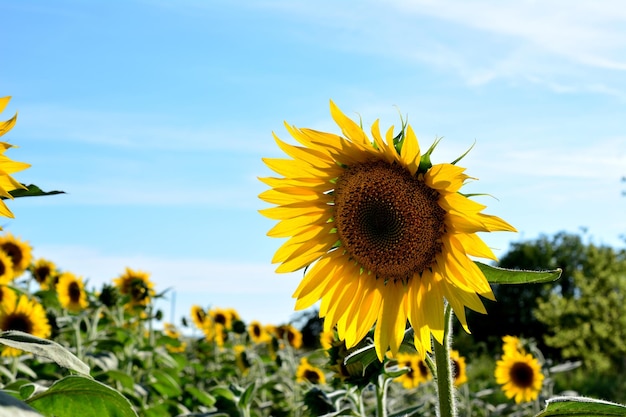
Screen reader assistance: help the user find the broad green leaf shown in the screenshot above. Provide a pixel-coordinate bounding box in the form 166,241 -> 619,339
150,370 -> 182,398
475,261 -> 562,284
0,391 -> 43,417
100,370 -> 135,392
6,184 -> 64,199
0,331 -> 90,376
238,381 -> 256,408
26,375 -> 138,417
536,396 -> 626,416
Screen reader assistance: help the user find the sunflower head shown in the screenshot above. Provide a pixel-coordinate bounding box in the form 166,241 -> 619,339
0,251 -> 13,284
234,345 -> 251,375
450,350 -> 468,386
274,324 -> 303,349
163,323 -> 187,353
0,233 -> 33,277
260,101 -> 516,360
248,320 -> 271,344
190,305 -> 207,329
57,272 -> 89,313
0,285 -> 17,308
0,96 -> 30,220
296,357 -> 326,385
0,294 -> 51,356
495,350 -> 545,403
29,258 -> 58,290
393,352 -> 432,389
113,267 -> 155,308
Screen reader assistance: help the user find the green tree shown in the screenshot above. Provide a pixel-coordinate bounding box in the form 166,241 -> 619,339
534,243 -> 626,372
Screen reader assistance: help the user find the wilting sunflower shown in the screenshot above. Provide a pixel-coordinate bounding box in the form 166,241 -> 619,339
0,251 -> 13,284
296,357 -> 326,385
57,272 -> 89,313
0,96 -> 30,220
450,350 -> 468,386
113,267 -> 155,308
0,233 -> 33,277
259,101 -> 516,360
0,294 -> 51,356
394,352 -> 431,389
495,350 -> 544,403
29,258 -> 58,289
248,320 -> 271,344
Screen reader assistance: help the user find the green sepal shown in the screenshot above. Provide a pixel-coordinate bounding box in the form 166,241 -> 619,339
6,184 -> 65,199
417,137 -> 443,174
392,111 -> 408,154
450,140 -> 476,165
535,396 -> 626,416
475,261 -> 562,284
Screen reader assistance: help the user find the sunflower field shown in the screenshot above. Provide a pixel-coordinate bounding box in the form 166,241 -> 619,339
2,96 -> 626,417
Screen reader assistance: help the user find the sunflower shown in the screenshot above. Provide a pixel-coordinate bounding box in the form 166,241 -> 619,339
450,350 -> 467,386
259,101 -> 516,360
502,335 -> 524,356
0,294 -> 51,356
29,258 -> 58,290
0,233 -> 33,277
0,285 -> 17,307
319,329 -> 335,350
57,272 -> 89,313
209,307 -> 238,330
274,324 -> 303,349
163,322 -> 187,353
495,350 -> 544,403
394,352 -> 431,389
0,251 -> 13,284
0,96 -> 30,220
234,345 -> 251,375
248,320 -> 271,344
190,305 -> 207,329
296,357 -> 326,385
113,267 -> 155,308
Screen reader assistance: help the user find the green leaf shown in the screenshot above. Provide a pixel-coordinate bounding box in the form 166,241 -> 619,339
0,331 -> 90,376
536,396 -> 626,416
26,376 -> 138,417
0,391 -> 43,417
238,381 -> 256,408
150,370 -> 182,398
6,184 -> 65,199
184,386 -> 216,407
475,261 -> 562,284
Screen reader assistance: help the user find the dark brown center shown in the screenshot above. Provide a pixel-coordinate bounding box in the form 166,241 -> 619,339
68,281 -> 82,303
334,160 -> 445,281
510,361 -> 534,388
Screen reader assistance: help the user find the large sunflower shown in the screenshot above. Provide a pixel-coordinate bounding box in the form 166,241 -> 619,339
495,350 -> 544,403
0,294 -> 51,356
0,96 -> 30,220
0,233 -> 33,277
259,101 -> 516,360
57,272 -> 89,313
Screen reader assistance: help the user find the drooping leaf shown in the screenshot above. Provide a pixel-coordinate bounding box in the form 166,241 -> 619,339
535,396 -> 626,416
0,391 -> 43,417
0,331 -> 90,376
475,261 -> 562,284
26,376 -> 138,417
6,184 -> 64,199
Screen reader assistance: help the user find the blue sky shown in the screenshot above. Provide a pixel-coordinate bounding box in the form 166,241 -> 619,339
1,0 -> 625,327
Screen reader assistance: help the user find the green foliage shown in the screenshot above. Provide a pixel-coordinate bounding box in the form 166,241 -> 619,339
536,396 -> 626,416
534,243 -> 626,372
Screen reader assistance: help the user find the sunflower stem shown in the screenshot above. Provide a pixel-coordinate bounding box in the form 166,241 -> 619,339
433,303 -> 457,417
375,374 -> 390,417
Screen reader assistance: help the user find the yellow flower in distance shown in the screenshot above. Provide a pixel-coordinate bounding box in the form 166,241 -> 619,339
0,251 -> 13,284
495,350 -> 544,403
113,267 -> 155,308
30,258 -> 58,290
190,305 -> 207,329
450,350 -> 468,386
394,352 -> 431,389
57,272 -> 89,313
502,335 -> 524,356
0,96 -> 30,220
259,101 -> 516,360
296,357 -> 326,385
163,322 -> 187,353
0,294 -> 51,356
275,324 -> 303,349
248,320 -> 271,344
0,285 -> 17,308
0,233 -> 33,277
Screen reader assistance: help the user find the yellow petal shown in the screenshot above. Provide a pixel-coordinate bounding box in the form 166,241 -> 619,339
329,100 -> 370,147
424,163 -> 469,193
400,125 -> 420,175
